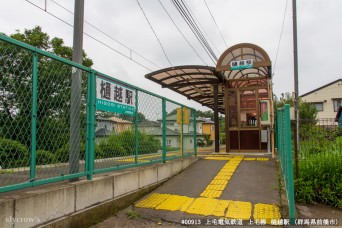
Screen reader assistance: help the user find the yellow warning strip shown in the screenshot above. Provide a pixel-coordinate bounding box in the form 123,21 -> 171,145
135,193 -> 280,221
254,203 -> 281,224
205,157 -> 269,161
200,157 -> 243,198
226,201 -> 252,220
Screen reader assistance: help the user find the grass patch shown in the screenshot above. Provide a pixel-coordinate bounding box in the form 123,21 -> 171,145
295,136 -> 342,208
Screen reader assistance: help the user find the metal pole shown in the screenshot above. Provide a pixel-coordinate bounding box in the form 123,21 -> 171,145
292,0 -> 299,179
135,90 -> 139,164
213,84 -> 220,153
86,70 -> 96,180
69,0 -> 84,180
30,53 -> 38,180
284,104 -> 296,225
162,99 -> 166,162
194,110 -> 197,156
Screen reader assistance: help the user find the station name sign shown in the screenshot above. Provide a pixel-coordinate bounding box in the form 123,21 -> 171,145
96,76 -> 136,116
230,59 -> 253,70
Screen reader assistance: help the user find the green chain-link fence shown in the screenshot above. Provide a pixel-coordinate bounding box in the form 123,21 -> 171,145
0,34 -> 197,193
276,104 -> 295,224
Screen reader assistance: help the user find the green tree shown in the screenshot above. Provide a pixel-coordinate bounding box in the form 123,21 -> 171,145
273,92 -> 317,121
0,26 -> 93,153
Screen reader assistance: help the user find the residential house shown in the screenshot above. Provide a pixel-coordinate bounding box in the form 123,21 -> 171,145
138,114 -> 210,149
109,116 -> 132,133
200,117 -> 215,141
300,79 -> 342,122
95,116 -> 132,143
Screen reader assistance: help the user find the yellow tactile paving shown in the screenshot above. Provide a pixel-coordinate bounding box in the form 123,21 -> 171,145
253,203 -> 281,224
185,197 -> 219,216
205,184 -> 226,191
200,189 -> 222,198
210,180 -> 228,185
244,158 -> 256,161
204,157 -> 231,160
135,157 -> 277,221
156,195 -> 194,211
256,158 -> 269,161
200,157 -> 244,198
212,200 -> 232,217
135,193 -> 279,222
135,193 -> 171,208
226,201 -> 252,220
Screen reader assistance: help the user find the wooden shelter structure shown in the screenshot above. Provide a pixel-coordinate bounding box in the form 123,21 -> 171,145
146,43 -> 274,155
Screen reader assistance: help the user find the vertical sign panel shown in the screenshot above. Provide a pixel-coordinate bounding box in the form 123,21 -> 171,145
96,76 -> 135,116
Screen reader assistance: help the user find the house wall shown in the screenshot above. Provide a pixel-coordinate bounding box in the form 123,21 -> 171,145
96,120 -> 114,132
202,123 -> 215,140
196,122 -> 203,134
301,81 -> 342,119
165,121 -> 202,134
113,123 -> 132,133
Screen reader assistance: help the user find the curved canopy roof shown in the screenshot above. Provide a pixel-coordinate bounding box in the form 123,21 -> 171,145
145,43 -> 271,113
216,43 -> 272,88
145,65 -> 225,112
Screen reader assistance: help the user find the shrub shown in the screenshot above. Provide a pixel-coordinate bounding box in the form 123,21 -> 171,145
36,150 -> 56,165
99,140 -> 126,158
0,138 -> 29,168
55,142 -> 86,162
197,138 -> 206,147
165,146 -> 179,152
94,144 -> 105,159
139,139 -> 160,154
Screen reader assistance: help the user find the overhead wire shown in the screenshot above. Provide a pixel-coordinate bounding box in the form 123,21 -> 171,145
179,0 -> 218,61
171,0 -> 217,64
25,0 -> 159,71
136,0 -> 173,67
157,0 -> 208,66
49,0 -> 161,69
203,0 -> 228,48
273,0 -> 289,75
182,0 -> 221,55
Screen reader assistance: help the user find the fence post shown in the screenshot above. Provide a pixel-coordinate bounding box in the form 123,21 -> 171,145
162,99 -> 166,163
30,52 -> 38,180
86,70 -> 96,180
181,106 -> 184,157
135,90 -> 139,164
194,109 -> 197,157
284,104 -> 296,224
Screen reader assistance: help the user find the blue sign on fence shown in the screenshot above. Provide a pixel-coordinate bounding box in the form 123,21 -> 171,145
96,76 -> 136,116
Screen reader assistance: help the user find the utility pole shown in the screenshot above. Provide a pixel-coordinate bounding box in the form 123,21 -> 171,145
292,0 -> 299,178
69,0 -> 84,181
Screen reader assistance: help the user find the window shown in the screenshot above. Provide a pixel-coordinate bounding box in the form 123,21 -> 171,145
211,125 -> 214,131
190,139 -> 192,144
333,99 -> 342,112
167,139 -> 172,146
312,102 -> 323,112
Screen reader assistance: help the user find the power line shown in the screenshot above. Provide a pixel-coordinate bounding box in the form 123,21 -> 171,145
157,0 -> 208,65
49,0 -> 161,69
182,0 -> 221,55
179,0 -> 218,61
171,0 -> 217,64
136,0 -> 173,67
26,0 -> 157,71
273,0 -> 289,75
203,0 -> 228,48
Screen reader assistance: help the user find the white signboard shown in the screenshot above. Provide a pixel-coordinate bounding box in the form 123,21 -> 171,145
96,77 -> 135,116
230,59 -> 253,70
